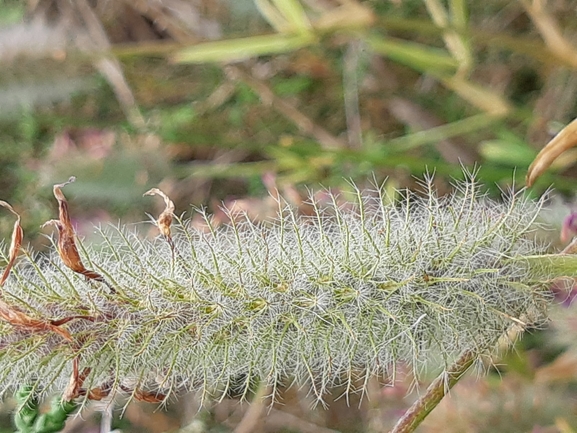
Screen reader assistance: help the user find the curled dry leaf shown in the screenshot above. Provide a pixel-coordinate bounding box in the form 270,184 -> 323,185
0,200 -> 73,341
87,381 -> 112,401
0,301 -> 73,342
144,187 -> 175,250
63,360 -> 89,402
526,117 -> 577,186
120,385 -> 166,403
43,177 -> 115,294
132,389 -> 166,403
0,201 -> 23,287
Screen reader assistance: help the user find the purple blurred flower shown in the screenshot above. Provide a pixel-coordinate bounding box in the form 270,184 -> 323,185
561,211 -> 577,243
550,278 -> 577,307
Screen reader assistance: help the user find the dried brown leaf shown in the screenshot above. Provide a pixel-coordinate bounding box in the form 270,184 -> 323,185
0,201 -> 23,287
63,360 -> 90,401
144,187 -> 175,249
133,389 -> 166,403
0,299 -> 72,342
43,177 -> 115,293
120,384 -> 166,403
87,384 -> 112,401
526,117 -> 577,186
0,201 -> 76,342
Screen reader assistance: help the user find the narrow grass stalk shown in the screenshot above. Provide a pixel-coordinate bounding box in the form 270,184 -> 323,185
388,349 -> 476,433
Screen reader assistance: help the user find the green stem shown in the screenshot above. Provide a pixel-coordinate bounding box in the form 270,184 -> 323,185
13,385 -> 78,433
388,349 -> 476,433
515,254 -> 577,278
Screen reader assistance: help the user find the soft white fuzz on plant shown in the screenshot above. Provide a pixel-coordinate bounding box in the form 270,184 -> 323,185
0,174 -> 552,405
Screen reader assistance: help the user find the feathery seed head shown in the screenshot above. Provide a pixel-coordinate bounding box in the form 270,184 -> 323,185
0,174 -> 552,405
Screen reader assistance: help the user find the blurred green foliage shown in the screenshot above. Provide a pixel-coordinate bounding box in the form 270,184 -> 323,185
2,2 -> 577,430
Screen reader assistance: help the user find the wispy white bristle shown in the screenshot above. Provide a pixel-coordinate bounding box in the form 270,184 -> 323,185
0,175 -> 551,404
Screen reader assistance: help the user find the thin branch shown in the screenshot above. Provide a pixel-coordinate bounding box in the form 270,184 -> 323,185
225,65 -> 344,150
343,40 -> 363,149
388,349 -> 476,433
72,0 -> 146,131
522,0 -> 577,69
233,383 -> 271,433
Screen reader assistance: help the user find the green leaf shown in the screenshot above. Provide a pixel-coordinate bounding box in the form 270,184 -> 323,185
33,397 -> 78,433
254,0 -> 289,31
172,33 -> 316,64
385,113 -> 498,152
366,34 -> 458,74
271,0 -> 311,33
480,132 -> 537,167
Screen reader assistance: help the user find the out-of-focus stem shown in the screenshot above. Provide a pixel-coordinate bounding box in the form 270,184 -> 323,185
388,349 -> 476,433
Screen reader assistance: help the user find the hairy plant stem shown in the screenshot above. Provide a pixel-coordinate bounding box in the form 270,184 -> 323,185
388,349 -> 476,433
0,174 -> 552,407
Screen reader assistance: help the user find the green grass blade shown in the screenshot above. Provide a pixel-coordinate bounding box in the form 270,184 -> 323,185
172,33 -> 316,64
366,34 -> 458,74
385,114 -> 498,152
271,0 -> 312,33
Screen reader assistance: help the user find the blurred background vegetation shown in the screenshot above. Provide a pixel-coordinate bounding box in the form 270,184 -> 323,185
2,0 -> 577,431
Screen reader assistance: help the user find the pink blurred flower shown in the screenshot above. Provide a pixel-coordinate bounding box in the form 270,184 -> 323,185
561,211 -> 577,243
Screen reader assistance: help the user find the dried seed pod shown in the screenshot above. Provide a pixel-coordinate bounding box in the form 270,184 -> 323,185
43,177 -> 115,294
0,301 -> 73,342
63,360 -> 89,402
526,117 -> 577,186
0,201 -> 23,287
144,187 -> 175,250
0,200 -> 73,341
